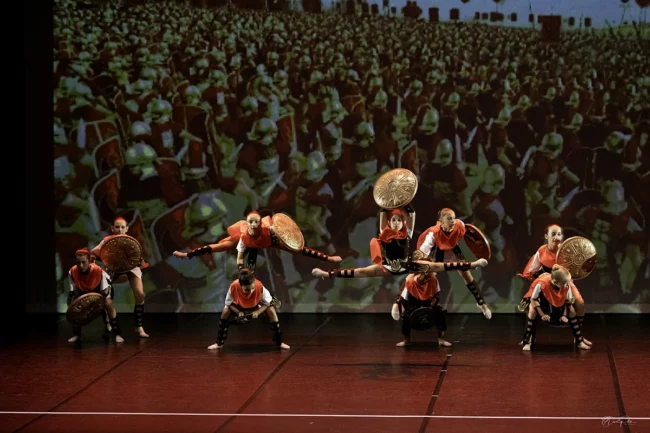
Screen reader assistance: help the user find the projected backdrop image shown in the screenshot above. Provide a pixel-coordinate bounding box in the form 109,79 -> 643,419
53,0 -> 649,314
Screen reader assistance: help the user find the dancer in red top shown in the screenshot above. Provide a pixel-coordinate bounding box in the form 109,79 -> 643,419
175,211 -> 342,272
67,248 -> 123,343
92,217 -> 149,338
520,265 -> 590,351
209,268 -> 289,350
518,224 -> 591,346
391,272 -> 451,347
417,208 -> 492,318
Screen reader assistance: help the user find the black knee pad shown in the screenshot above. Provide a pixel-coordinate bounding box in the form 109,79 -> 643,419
270,321 -> 282,346
433,305 -> 447,332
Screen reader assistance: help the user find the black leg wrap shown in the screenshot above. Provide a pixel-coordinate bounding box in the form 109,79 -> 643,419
217,318 -> 229,346
134,304 -> 144,328
433,305 -> 447,332
570,317 -> 583,345
522,318 -> 536,344
72,326 -> 82,337
329,268 -> 355,278
109,317 -> 122,336
401,318 -> 411,338
302,247 -> 329,262
466,281 -> 485,305
187,246 -> 212,257
444,261 -> 472,271
270,321 -> 282,346
577,315 -> 585,328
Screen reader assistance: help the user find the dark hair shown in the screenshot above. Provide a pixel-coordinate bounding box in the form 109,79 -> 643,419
545,224 -> 563,234
238,268 -> 255,286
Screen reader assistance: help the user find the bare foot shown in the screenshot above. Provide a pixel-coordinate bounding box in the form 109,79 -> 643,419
173,251 -> 188,259
280,342 -> 290,350
438,339 -> 452,347
396,340 -> 410,347
328,256 -> 343,263
136,327 -> 150,338
68,336 -> 79,343
583,337 -> 593,346
391,303 -> 400,321
312,268 -> 328,279
207,343 -> 223,350
522,343 -> 532,351
478,304 -> 492,319
115,335 -> 124,343
473,259 -> 488,268
577,341 -> 591,350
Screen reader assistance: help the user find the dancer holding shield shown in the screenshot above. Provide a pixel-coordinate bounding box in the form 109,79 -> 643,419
91,216 -> 149,338
416,208 -> 493,318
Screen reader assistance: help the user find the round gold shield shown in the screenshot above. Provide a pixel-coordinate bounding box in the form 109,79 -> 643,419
271,213 -> 305,253
373,168 -> 419,209
99,234 -> 143,273
66,292 -> 105,326
463,224 -> 492,260
556,236 -> 597,280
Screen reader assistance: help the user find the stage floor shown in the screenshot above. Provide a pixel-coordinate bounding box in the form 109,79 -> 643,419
1,313 -> 648,433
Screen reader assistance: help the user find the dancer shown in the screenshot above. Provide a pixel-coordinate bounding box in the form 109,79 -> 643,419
391,271 -> 451,347
67,248 -> 123,343
91,216 -> 149,338
175,211 -> 342,272
312,206 -> 488,280
416,208 -> 492,318
518,224 -> 591,346
235,211 -> 342,269
520,264 -> 590,351
209,268 -> 290,350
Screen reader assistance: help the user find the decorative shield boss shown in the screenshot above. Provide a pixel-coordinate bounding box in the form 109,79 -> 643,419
272,213 -> 305,253
373,168 -> 419,209
556,236 -> 597,280
463,224 -> 492,260
66,292 -> 105,326
100,234 -> 143,274
408,307 -> 437,331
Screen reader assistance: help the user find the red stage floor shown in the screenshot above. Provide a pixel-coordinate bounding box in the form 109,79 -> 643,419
1,313 -> 648,433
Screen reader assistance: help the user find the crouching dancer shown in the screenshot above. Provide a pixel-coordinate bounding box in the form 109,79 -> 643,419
67,248 -> 124,343
208,268 -> 289,350
521,264 -> 590,351
391,271 -> 451,347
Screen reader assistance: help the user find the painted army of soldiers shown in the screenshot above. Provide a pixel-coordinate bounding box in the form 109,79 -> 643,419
54,0 -> 649,318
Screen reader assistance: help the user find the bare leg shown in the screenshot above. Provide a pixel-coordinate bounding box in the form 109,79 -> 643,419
128,272 -> 149,338
208,308 -> 231,350
312,263 -> 386,279
211,238 -> 238,253
105,297 -> 124,343
265,307 -> 290,350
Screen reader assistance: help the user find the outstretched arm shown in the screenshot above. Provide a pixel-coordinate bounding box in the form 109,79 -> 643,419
379,209 -> 387,234
404,204 -> 415,234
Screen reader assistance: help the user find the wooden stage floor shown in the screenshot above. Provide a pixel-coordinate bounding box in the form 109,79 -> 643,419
1,313 -> 648,433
